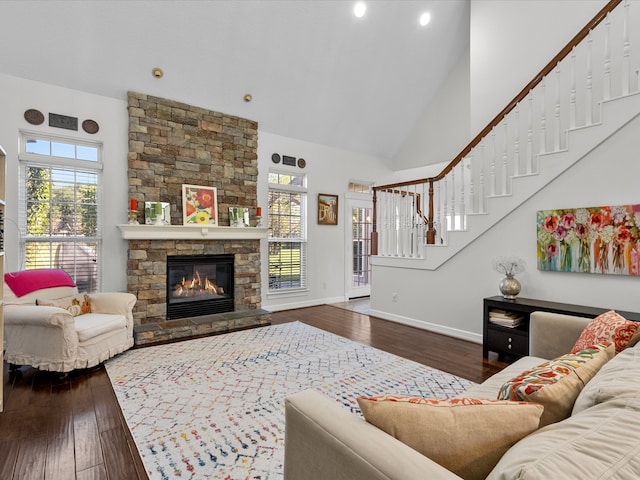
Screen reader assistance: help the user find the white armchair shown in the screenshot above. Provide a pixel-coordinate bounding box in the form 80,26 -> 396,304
3,269 -> 136,373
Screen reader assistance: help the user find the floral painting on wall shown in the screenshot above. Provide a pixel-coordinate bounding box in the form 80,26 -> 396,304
537,204 -> 640,275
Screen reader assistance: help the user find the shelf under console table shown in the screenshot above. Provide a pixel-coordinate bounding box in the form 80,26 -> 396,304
483,296 -> 640,362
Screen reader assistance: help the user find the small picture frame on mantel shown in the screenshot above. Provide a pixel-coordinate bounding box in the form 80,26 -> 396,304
229,207 -> 250,228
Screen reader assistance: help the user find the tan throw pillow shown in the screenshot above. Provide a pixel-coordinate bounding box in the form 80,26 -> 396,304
37,293 -> 92,317
570,310 -> 640,354
357,396 -> 543,480
497,343 -> 614,427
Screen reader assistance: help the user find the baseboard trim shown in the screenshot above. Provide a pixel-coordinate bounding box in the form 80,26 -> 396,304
369,309 -> 482,344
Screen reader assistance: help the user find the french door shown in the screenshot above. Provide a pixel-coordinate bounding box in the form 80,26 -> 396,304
345,198 -> 372,299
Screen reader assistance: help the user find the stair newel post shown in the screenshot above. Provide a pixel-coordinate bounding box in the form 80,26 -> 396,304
586,31 -> 594,125
526,92 -> 534,175
622,0 -> 630,96
604,13 -> 612,100
502,118 -> 509,195
570,47 -> 577,129
554,62 -> 562,152
513,105 -> 520,178
426,179 -> 436,245
540,77 -> 547,154
371,189 -> 378,256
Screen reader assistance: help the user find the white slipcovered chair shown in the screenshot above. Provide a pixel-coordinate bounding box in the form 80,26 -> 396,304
3,269 -> 136,373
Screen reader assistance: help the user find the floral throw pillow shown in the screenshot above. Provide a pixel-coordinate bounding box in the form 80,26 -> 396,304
570,310 -> 640,354
37,293 -> 92,317
497,343 -> 614,427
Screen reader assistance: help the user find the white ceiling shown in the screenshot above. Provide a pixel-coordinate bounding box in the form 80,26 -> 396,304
0,0 -> 470,159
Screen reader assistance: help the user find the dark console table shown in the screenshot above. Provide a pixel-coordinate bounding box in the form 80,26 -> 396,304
483,296 -> 640,361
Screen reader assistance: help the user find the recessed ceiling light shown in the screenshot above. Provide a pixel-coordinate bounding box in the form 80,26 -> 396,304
419,12 -> 431,26
354,2 -> 366,18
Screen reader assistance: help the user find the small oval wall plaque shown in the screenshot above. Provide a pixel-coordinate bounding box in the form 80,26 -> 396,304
24,109 -> 45,125
82,119 -> 100,134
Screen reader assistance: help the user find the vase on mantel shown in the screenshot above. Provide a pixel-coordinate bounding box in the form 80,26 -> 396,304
499,274 -> 521,299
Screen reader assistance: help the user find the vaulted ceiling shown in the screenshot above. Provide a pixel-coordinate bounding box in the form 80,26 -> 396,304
0,0 -> 469,159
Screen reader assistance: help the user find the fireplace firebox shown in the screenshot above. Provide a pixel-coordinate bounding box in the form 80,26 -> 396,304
166,254 -> 234,320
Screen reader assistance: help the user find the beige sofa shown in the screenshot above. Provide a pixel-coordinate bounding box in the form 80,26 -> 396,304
284,311 -> 640,480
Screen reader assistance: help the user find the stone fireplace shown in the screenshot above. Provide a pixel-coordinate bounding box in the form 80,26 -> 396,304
124,92 -> 270,346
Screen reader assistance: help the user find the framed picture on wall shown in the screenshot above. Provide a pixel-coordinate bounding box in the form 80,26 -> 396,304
318,193 -> 339,225
182,184 -> 218,225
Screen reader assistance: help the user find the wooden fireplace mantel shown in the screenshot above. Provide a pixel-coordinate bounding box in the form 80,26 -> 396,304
117,224 -> 268,240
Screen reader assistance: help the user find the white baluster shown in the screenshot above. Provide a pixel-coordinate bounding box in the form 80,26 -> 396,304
540,78 -> 547,154
502,119 -> 508,195
554,63 -> 561,151
513,105 -> 520,177
459,161 -> 466,230
478,143 -> 486,213
604,14 -> 611,100
490,131 -> 497,196
527,92 -> 534,174
450,168 -> 456,230
586,31 -> 594,125
468,153 -> 475,214
622,0 -> 630,96
570,47 -> 577,129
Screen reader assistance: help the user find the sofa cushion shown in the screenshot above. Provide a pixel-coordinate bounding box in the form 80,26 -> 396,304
573,342 -> 640,415
37,293 -> 92,317
74,313 -> 127,342
486,396 -> 640,480
497,343 -> 614,427
570,310 -> 640,354
357,396 -> 543,480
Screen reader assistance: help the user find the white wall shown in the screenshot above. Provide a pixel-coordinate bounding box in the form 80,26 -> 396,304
470,0 -> 605,133
257,132 -> 392,311
393,49 -> 471,170
371,114 -> 640,342
0,73 -> 129,291
0,73 -> 395,309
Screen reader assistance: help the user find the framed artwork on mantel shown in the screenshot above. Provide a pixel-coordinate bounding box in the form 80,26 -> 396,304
318,193 -> 338,226
182,184 -> 218,225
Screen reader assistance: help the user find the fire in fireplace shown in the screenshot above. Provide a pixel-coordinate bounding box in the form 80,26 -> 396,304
166,254 -> 234,320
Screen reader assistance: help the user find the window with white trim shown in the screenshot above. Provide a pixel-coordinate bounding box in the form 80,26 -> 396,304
268,171 -> 307,291
19,133 -> 102,292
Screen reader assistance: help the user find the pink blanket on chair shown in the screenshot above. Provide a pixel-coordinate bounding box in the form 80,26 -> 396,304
4,269 -> 76,297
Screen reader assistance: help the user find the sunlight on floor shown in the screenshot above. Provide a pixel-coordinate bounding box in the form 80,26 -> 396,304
330,297 -> 370,315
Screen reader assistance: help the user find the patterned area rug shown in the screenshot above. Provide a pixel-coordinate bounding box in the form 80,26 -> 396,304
106,321 -> 475,480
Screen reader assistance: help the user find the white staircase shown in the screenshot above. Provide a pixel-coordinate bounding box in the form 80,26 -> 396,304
373,0 -> 640,271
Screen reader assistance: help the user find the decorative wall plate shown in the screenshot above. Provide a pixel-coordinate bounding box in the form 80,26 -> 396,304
82,119 -> 100,134
24,109 -> 45,125
271,153 -> 281,163
297,158 -> 306,168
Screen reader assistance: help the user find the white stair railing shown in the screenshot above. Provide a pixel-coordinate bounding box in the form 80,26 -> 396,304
373,0 -> 639,259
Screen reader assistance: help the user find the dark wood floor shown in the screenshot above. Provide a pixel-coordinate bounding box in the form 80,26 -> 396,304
0,305 -> 507,480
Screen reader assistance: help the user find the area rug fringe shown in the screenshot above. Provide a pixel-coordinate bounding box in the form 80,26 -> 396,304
106,321 -> 474,479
